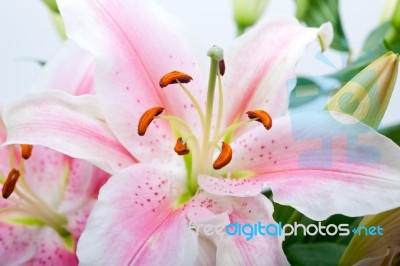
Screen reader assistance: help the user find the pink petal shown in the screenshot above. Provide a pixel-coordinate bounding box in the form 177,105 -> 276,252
0,116 -> 12,175
198,174 -> 263,198
65,199 -> 96,244
34,40 -> 95,96
59,158 -> 109,240
216,195 -> 288,265
3,90 -> 137,174
183,191 -> 232,264
58,0 -> 208,163
22,146 -> 69,209
0,223 -> 77,265
77,164 -> 197,265
222,16 -> 332,131
58,157 -> 109,214
201,111 -> 400,220
183,192 -> 287,264
184,190 -> 232,224
32,228 -> 78,265
0,222 -> 37,265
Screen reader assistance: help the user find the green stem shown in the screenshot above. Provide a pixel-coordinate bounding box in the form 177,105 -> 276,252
236,25 -> 246,36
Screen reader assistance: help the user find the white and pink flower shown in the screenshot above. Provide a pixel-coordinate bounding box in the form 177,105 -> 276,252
3,0 -> 400,264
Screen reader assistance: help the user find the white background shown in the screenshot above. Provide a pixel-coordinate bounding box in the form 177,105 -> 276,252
0,0 -> 399,127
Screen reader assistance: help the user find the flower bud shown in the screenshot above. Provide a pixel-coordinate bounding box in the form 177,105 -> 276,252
340,208 -> 400,265
326,52 -> 399,129
233,0 -> 269,35
42,0 -> 59,13
41,0 -> 66,39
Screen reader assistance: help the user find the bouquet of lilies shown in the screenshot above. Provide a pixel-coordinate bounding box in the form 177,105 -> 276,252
1,0 -> 400,265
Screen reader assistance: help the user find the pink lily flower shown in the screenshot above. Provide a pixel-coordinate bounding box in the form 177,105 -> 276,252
3,0 -> 400,264
0,41 -> 109,265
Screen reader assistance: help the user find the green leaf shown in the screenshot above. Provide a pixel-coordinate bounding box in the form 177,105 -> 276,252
379,124 -> 400,146
330,22 -> 400,83
289,76 -> 339,108
286,242 -> 346,266
295,0 -> 349,51
290,22 -> 400,110
270,198 -> 360,246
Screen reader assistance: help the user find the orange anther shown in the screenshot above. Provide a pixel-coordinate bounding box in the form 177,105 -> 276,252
246,110 -> 272,130
20,144 -> 33,160
174,138 -> 190,156
219,59 -> 226,76
159,71 -> 193,88
213,142 -> 233,170
137,107 -> 165,136
2,169 -> 20,199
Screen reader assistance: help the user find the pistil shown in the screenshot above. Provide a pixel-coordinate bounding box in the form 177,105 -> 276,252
200,46 -> 224,172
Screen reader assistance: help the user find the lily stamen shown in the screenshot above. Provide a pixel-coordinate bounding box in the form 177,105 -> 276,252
219,59 -> 226,76
2,168 -> 20,199
20,144 -> 33,160
137,107 -> 165,136
174,137 -> 190,155
209,141 -> 222,151
159,71 -> 192,88
213,118 -> 257,144
156,115 -> 194,136
213,141 -> 233,170
246,110 -> 273,130
140,46 -> 272,192
176,80 -> 205,128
